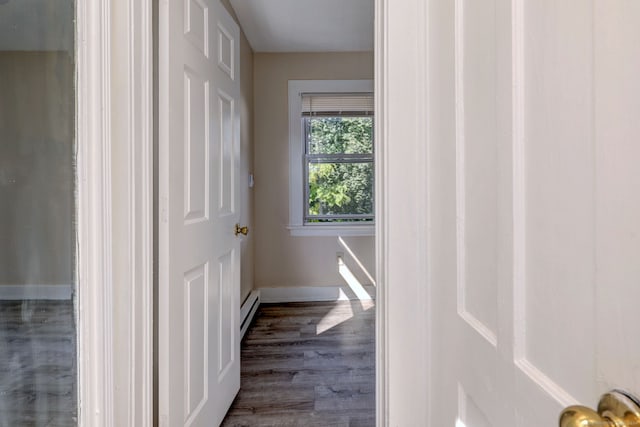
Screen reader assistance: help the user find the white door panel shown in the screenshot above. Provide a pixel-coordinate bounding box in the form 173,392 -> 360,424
593,0 -> 640,397
160,0 -> 240,425
422,0 -> 640,425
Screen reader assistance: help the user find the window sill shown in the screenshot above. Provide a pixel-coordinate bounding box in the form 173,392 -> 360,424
287,224 -> 375,237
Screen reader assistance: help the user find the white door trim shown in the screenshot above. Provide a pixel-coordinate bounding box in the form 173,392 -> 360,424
76,0 -> 154,425
74,0 -> 429,425
110,0 -> 154,425
375,0 -> 432,425
76,0 -> 114,424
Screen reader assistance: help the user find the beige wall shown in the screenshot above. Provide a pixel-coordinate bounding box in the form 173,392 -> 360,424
253,52 -> 376,289
0,51 -> 75,286
221,0 -> 255,303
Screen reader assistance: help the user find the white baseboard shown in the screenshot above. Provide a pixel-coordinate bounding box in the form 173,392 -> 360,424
259,285 -> 376,303
240,290 -> 260,339
0,284 -> 74,300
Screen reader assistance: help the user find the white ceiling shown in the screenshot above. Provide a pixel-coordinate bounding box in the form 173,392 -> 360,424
229,0 -> 374,53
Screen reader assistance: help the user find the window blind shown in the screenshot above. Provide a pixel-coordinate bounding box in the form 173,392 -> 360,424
301,93 -> 374,117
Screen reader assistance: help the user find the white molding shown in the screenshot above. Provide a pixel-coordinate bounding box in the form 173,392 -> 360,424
374,1 -> 388,424
77,0 -> 153,425
287,224 -> 375,237
76,0 -> 114,424
453,0 -> 498,349
514,359 -> 578,407
511,0 -> 527,364
240,290 -> 260,339
454,0 -> 467,323
507,0 -> 577,410
376,0 -> 431,425
287,79 -> 375,234
260,285 -> 376,304
130,0 -> 154,424
0,285 -> 73,300
113,0 -> 154,425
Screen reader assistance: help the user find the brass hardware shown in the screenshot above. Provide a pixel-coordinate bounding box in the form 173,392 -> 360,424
235,224 -> 248,236
560,390 -> 640,427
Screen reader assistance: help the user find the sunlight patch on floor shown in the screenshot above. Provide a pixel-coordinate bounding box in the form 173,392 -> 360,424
315,256 -> 375,335
316,303 -> 354,335
456,419 -> 467,427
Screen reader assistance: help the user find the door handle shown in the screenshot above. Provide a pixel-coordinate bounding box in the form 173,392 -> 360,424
560,390 -> 640,427
234,224 -> 248,236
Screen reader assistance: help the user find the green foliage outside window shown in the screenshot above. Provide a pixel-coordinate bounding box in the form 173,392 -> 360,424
306,117 -> 374,221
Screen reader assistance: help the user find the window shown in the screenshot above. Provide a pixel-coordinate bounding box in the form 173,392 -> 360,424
288,80 -> 375,236
303,94 -> 374,222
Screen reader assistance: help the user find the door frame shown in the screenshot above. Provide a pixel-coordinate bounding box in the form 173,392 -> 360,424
374,0 -> 432,425
76,0 -> 153,426
76,0 -> 114,424
79,0 -> 431,425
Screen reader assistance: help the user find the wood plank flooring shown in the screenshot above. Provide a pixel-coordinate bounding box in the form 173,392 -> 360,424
0,300 -> 77,427
222,301 -> 376,427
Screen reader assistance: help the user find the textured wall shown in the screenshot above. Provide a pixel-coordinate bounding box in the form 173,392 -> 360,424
0,51 -> 75,286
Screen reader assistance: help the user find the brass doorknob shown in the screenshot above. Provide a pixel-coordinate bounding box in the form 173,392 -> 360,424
560,390 -> 640,427
234,224 -> 248,236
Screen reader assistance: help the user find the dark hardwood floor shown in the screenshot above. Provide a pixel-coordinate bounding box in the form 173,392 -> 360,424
222,300 -> 375,427
0,300 -> 77,427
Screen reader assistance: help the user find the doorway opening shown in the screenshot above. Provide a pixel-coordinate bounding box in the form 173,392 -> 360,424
156,0 -> 378,424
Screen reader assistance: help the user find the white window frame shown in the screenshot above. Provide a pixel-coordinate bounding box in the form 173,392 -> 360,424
287,79 -> 375,237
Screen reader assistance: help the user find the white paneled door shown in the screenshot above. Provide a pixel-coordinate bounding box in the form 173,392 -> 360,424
422,0 -> 640,426
159,0 -> 241,426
